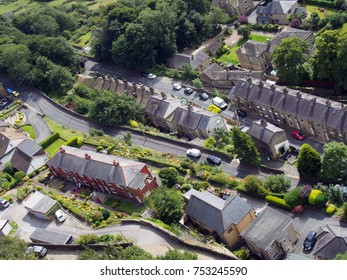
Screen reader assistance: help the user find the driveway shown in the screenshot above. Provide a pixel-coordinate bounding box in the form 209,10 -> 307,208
20,105 -> 52,143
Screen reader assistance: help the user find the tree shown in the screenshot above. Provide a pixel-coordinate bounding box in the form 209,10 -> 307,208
263,174 -> 291,193
144,186 -> 183,224
231,127 -> 261,165
0,236 -> 35,260
243,175 -> 263,193
158,167 -> 179,187
237,25 -> 251,39
334,32 -> 347,90
311,30 -> 339,81
193,78 -> 203,91
88,91 -> 144,126
284,186 -> 306,208
297,144 -> 321,178
271,37 -> 309,85
321,142 -> 347,183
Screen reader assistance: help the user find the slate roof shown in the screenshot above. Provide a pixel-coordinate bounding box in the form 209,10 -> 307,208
46,146 -> 148,189
30,228 -> 73,245
248,119 -> 286,144
269,27 -> 313,53
236,40 -> 268,57
257,0 -> 297,15
185,189 -> 253,236
23,191 -> 57,214
145,95 -> 182,119
167,50 -> 209,70
171,107 -> 202,130
0,128 -> 27,158
191,50 -> 210,70
240,207 -> 293,250
231,78 -> 347,133
313,225 -> 347,260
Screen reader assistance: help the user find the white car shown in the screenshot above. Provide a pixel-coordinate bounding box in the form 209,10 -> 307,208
55,209 -> 66,222
186,148 -> 201,158
0,198 -> 9,208
212,96 -> 228,110
173,83 -> 182,90
148,73 -> 156,79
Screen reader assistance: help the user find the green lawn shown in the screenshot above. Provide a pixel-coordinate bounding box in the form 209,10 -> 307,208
44,117 -> 85,141
300,4 -> 335,18
21,124 -> 36,140
217,34 -> 272,65
44,138 -> 66,157
72,31 -> 93,48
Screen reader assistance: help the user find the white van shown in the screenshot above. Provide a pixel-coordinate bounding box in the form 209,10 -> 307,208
212,97 -> 228,109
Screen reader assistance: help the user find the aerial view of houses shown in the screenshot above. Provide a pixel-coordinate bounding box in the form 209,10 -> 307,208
1,0 -> 347,266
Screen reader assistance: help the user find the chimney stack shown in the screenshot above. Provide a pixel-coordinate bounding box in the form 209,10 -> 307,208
113,160 -> 119,167
326,100 -> 331,107
246,76 -> 252,85
260,119 -> 267,127
311,97 -> 316,103
258,80 -> 264,88
85,153 -> 91,160
296,91 -> 302,100
270,84 -> 276,94
161,92 -> 167,100
282,88 -> 288,95
59,147 -> 65,154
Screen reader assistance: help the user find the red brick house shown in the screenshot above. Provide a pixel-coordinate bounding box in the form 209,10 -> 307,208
46,146 -> 158,203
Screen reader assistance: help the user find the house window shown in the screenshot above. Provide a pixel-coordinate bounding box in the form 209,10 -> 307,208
261,54 -> 265,60
227,227 -> 233,233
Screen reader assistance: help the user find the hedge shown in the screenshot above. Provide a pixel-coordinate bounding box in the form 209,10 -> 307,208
39,132 -> 60,149
306,0 -> 336,8
137,156 -> 181,169
65,136 -> 83,147
265,195 -> 292,210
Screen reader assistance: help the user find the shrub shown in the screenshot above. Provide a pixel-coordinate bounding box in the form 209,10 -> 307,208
180,183 -> 192,193
284,187 -> 306,208
158,167 -> 180,187
65,136 -> 83,147
14,171 -> 25,181
233,248 -> 248,260
3,162 -> 15,175
308,189 -> 322,205
208,173 -> 233,186
39,132 -> 60,149
292,205 -> 305,215
228,178 -> 239,189
265,195 -> 291,210
300,185 -> 313,200
96,145 -> 103,152
77,234 -> 101,244
129,120 -> 139,128
207,104 -> 222,114
325,204 -> 336,215
316,193 -> 328,208
89,127 -> 104,136
263,174 -> 291,193
243,175 -> 263,193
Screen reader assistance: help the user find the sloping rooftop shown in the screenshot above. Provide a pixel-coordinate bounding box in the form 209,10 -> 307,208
23,191 -> 57,214
257,0 -> 297,15
167,53 -> 192,69
171,106 -> 202,130
240,207 -> 293,250
185,190 -> 253,235
248,119 -> 286,144
145,95 -> 182,119
313,225 -> 347,259
190,50 -> 210,70
30,228 -> 73,245
269,27 -> 313,53
236,40 -> 268,57
232,78 -> 347,132
46,146 -> 147,189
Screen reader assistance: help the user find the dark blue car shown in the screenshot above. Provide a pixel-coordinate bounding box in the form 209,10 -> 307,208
303,231 -> 317,252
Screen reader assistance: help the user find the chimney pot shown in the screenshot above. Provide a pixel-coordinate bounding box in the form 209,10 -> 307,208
113,160 -> 119,167
59,147 -> 65,154
85,153 -> 91,160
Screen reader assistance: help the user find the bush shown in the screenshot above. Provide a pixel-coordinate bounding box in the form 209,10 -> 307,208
96,145 -> 103,152
180,183 -> 192,193
3,163 -> 15,175
265,195 -> 291,210
308,189 -> 322,205
264,174 -> 291,193
207,105 -> 222,114
292,205 -> 305,215
77,234 -> 100,244
316,192 -> 328,208
243,175 -> 263,193
89,127 -> 104,136
158,167 -> 180,187
325,204 -> 336,215
284,187 -> 306,208
129,120 -> 139,128
208,173 -> 233,186
65,136 -> 83,147
39,132 -> 60,149
233,248 -> 248,260
14,171 -> 25,181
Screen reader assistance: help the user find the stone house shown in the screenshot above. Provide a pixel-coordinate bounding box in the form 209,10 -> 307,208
230,77 -> 347,144
145,93 -> 183,133
247,119 -> 289,159
22,191 -> 60,220
212,0 -> 255,16
241,207 -> 298,260
45,146 -> 158,204
184,189 -> 256,247
256,0 -> 301,25
166,50 -> 210,72
199,63 -> 264,90
169,103 -> 227,139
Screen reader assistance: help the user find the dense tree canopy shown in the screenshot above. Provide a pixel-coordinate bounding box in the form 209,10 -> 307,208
0,236 -> 36,260
92,0 -> 228,67
297,144 -> 322,178
271,37 -> 309,85
321,142 -> 347,183
145,186 -> 184,225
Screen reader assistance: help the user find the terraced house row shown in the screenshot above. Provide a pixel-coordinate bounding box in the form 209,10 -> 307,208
230,77 -> 347,144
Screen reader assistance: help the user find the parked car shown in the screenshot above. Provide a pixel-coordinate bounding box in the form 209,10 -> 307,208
236,109 -> 247,118
291,130 -> 305,140
212,97 -> 228,110
6,87 -> 19,97
25,246 -> 48,258
55,209 -> 66,222
147,73 -> 156,79
173,83 -> 182,90
206,155 -> 222,165
0,198 -> 10,208
184,87 -> 193,95
303,231 -> 317,252
141,72 -> 149,78
199,92 -> 209,100
186,148 -> 201,158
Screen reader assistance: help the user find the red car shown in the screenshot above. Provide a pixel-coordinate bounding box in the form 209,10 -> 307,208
291,130 -> 305,140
